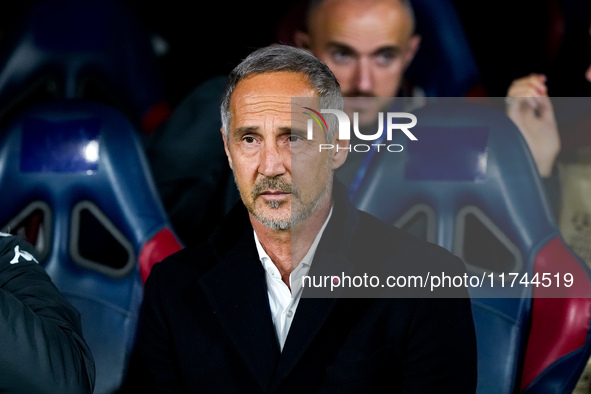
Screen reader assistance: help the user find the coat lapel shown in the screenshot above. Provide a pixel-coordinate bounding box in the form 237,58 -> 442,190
197,206 -> 280,392
270,181 -> 358,389
270,251 -> 351,390
196,180 -> 358,391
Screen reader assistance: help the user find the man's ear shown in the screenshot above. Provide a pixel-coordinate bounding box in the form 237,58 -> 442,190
403,34 -> 421,69
220,127 -> 234,170
331,137 -> 350,170
293,30 -> 311,50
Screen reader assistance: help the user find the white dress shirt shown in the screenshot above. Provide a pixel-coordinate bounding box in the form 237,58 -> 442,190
254,207 -> 333,351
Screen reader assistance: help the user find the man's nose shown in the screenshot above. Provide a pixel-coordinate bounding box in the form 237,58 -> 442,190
354,58 -> 373,94
258,142 -> 287,177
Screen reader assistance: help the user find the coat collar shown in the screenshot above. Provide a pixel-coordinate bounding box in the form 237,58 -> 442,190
197,179 -> 357,391
196,204 -> 279,391
271,179 -> 357,387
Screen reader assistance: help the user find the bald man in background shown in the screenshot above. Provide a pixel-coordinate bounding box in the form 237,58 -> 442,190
147,0 -> 422,245
294,0 -> 421,187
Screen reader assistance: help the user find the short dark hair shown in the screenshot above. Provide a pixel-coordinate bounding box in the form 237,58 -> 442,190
220,45 -> 343,142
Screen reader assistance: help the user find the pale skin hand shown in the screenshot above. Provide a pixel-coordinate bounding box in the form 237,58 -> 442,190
506,73 -> 560,177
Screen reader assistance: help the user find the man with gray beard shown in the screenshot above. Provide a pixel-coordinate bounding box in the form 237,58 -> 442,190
123,45 -> 477,393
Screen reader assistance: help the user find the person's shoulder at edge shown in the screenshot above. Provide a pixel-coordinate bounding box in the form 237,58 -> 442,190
0,233 -> 96,394
0,232 -> 37,263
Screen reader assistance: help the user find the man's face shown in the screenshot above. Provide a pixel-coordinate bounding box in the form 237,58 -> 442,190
299,0 -> 420,126
222,71 -> 346,230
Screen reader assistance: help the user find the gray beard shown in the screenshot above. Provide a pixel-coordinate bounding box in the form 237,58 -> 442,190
234,172 -> 333,230
254,171 -> 333,230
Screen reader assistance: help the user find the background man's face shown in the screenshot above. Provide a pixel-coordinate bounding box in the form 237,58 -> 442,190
303,0 -> 419,126
222,71 -> 338,230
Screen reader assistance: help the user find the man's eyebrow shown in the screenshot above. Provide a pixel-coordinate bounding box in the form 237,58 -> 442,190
326,42 -> 356,53
232,126 -> 305,136
372,45 -> 401,57
232,126 -> 259,136
283,126 -> 309,138
278,126 -> 306,136
326,42 -> 401,57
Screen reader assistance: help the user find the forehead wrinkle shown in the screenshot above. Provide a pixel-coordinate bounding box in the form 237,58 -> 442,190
232,96 -> 304,121
232,111 -> 293,135
229,71 -> 319,130
237,101 -> 293,115
234,106 -> 293,125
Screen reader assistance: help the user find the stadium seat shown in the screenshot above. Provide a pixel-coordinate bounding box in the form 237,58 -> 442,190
0,100 -> 182,393
0,0 -> 170,134
351,99 -> 591,393
406,0 -> 482,97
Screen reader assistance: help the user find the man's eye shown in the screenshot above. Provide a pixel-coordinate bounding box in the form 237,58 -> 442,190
331,49 -> 353,64
288,135 -> 306,144
243,136 -> 256,143
375,51 -> 396,67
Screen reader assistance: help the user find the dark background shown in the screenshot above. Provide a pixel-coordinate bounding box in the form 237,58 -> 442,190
1,0 -> 590,108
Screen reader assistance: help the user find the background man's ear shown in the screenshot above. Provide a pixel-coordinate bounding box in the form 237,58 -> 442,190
403,34 -> 421,69
293,30 -> 311,50
220,128 -> 234,170
331,138 -> 350,170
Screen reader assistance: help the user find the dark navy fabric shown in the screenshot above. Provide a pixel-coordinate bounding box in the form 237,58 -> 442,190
0,0 -> 167,132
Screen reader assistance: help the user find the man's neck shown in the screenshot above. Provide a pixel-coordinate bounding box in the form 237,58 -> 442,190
251,195 -> 333,285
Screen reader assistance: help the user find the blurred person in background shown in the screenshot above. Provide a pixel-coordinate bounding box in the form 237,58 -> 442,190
293,0 -> 421,187
505,22 -> 591,394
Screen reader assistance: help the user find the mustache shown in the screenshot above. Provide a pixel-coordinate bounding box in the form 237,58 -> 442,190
251,177 -> 300,199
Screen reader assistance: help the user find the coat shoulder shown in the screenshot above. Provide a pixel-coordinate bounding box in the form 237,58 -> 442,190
147,242 -> 215,286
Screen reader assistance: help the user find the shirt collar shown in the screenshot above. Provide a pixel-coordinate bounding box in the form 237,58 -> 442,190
254,205 -> 333,271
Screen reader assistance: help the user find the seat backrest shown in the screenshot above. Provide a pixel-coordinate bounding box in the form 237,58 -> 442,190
0,100 -> 182,394
405,0 -> 482,97
0,0 -> 170,134
351,99 -> 591,393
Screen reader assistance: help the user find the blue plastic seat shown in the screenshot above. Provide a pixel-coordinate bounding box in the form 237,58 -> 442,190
0,0 -> 170,134
351,99 -> 591,393
0,100 -> 182,393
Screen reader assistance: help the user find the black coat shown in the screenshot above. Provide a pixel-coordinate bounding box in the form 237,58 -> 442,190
123,182 -> 477,393
0,234 -> 95,393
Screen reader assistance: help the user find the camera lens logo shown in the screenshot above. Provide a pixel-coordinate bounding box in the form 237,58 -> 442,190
302,107 -> 328,140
